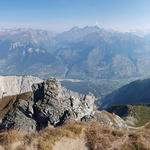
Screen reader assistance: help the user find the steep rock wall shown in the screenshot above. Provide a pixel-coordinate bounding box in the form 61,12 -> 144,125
0,76 -> 43,98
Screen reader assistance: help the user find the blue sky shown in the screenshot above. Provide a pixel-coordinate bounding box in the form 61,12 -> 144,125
0,0 -> 150,32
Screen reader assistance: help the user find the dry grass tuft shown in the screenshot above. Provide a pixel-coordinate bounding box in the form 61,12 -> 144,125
85,121 -> 150,150
37,121 -> 85,150
0,121 -> 85,150
128,132 -> 141,141
111,129 -> 125,137
144,122 -> 150,129
38,136 -> 52,150
62,121 -> 85,136
0,129 -> 25,150
85,121 -> 114,150
0,130 -> 24,145
1,120 -> 150,150
117,127 -> 150,150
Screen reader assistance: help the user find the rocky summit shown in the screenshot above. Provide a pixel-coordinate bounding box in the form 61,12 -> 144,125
0,78 -> 128,132
32,78 -> 95,130
0,78 -> 95,131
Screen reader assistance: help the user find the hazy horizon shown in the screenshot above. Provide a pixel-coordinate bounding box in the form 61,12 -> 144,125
0,0 -> 150,33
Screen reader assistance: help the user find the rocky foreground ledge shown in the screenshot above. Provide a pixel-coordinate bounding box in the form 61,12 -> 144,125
0,78 -> 128,131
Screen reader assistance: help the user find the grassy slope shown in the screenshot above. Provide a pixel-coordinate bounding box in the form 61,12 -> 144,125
1,121 -> 150,150
0,121 -> 85,150
107,104 -> 150,127
100,78 -> 150,109
129,104 -> 150,127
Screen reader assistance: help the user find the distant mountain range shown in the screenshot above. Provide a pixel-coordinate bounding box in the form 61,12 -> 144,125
1,26 -> 150,79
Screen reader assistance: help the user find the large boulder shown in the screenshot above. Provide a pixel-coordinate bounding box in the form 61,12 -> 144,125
1,78 -> 95,131
32,78 -> 95,129
0,92 -> 36,132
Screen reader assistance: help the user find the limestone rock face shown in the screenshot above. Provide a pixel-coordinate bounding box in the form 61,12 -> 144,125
0,76 -> 43,98
32,78 -> 95,129
1,93 -> 36,132
94,110 -> 128,130
0,78 -> 128,131
1,78 -> 95,131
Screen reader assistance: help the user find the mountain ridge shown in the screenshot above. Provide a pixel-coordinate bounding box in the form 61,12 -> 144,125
99,78 -> 150,109
0,77 -> 128,132
1,26 -> 150,79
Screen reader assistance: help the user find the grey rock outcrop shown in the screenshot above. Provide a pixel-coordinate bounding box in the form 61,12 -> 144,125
32,78 -> 95,129
94,111 -> 128,130
1,93 -> 36,132
0,76 -> 43,98
0,78 -> 128,132
1,78 -> 95,131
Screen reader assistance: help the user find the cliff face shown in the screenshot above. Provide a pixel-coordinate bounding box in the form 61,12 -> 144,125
32,78 -> 95,130
0,78 -> 128,132
0,76 -> 43,98
0,78 -> 95,131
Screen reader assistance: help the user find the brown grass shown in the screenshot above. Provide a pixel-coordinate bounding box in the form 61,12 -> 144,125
0,121 -> 85,150
1,120 -> 150,150
37,121 -> 85,150
101,110 -> 116,123
0,130 -> 25,150
111,129 -> 125,137
144,122 -> 150,129
121,131 -> 148,150
85,121 -> 116,150
85,121 -> 150,150
0,130 -> 24,145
